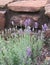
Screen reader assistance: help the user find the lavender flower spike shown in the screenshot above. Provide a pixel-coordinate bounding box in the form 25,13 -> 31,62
26,47 -> 32,57
44,23 -> 48,31
34,22 -> 38,28
42,23 -> 48,31
24,18 -> 31,27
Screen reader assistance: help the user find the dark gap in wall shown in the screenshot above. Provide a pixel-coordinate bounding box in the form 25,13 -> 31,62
5,8 -> 50,28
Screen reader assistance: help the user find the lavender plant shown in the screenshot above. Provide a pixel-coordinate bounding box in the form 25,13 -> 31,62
30,33 -> 44,65
0,31 -> 45,65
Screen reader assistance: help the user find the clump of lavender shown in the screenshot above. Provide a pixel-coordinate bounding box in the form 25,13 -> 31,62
34,22 -> 38,29
26,47 -> 32,57
24,18 -> 31,28
42,23 -> 48,31
24,47 -> 32,65
34,22 -> 38,32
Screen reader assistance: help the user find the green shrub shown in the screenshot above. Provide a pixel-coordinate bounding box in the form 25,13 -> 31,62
0,33 -> 44,65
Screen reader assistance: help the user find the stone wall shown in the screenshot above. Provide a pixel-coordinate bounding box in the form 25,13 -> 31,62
0,0 -> 49,29
0,11 -> 6,30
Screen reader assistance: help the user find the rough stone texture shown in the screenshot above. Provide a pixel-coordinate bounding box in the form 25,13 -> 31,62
0,0 -> 13,7
47,0 -> 50,4
0,11 -> 6,29
45,29 -> 50,38
45,4 -> 50,17
7,0 -> 47,12
44,0 -> 50,17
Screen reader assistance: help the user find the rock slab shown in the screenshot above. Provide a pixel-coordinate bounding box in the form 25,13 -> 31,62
7,0 -> 47,12
45,4 -> 50,17
0,0 -> 13,7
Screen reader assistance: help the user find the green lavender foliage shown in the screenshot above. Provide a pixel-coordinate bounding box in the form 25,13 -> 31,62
0,33 -> 44,65
31,34 -> 44,65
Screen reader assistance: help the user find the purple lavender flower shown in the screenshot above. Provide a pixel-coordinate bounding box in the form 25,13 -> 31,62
42,24 -> 48,31
44,23 -> 48,30
24,18 -> 31,27
26,47 -> 32,57
34,22 -> 38,28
